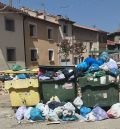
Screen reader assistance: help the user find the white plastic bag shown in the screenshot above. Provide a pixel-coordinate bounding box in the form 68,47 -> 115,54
99,64 -> 109,71
107,103 -> 120,118
73,96 -> 83,109
48,110 -> 59,121
54,106 -> 64,116
75,113 -> 87,121
62,109 -> 74,117
64,102 -> 75,111
42,105 -> 50,116
36,103 -> 45,112
24,107 -> 33,120
15,106 -> 27,122
86,112 -> 96,122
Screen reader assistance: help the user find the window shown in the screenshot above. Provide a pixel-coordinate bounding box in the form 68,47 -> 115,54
7,48 -> 16,61
48,27 -> 53,40
5,18 -> 15,31
31,49 -> 37,61
29,23 -> 37,37
48,49 -> 54,61
63,24 -> 68,35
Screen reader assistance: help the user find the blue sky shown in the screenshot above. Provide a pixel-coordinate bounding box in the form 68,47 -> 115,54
1,0 -> 120,32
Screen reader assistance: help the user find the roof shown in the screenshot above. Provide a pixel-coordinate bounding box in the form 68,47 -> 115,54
26,14 -> 60,26
0,2 -> 23,13
74,24 -> 108,33
107,40 -> 120,45
0,3 -> 59,25
20,7 -> 59,25
74,24 -> 98,32
108,31 -> 120,36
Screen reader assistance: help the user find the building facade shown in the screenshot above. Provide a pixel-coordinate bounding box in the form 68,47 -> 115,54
107,31 -> 120,64
72,25 -> 107,64
21,8 -> 60,68
32,11 -> 107,65
0,3 -> 108,70
0,2 -> 25,70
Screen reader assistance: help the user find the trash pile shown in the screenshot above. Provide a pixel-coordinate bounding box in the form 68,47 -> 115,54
38,67 -> 75,81
0,64 -> 39,95
38,52 -> 120,82
75,52 -> 119,79
15,96 -> 120,124
0,64 -> 38,82
2,51 -> 120,124
0,51 -> 119,83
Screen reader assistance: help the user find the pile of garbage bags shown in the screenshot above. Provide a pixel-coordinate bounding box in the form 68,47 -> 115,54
15,96 -> 120,124
0,65 -> 38,82
37,52 -> 120,82
0,51 -> 119,82
75,52 -> 119,78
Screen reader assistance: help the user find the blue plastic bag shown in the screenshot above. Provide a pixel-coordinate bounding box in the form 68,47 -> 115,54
96,59 -> 104,66
84,57 -> 97,67
80,106 -> 91,117
88,63 -> 100,73
62,115 -> 78,121
76,62 -> 88,72
99,52 -> 110,62
16,74 -> 27,79
30,108 -> 45,121
108,68 -> 119,77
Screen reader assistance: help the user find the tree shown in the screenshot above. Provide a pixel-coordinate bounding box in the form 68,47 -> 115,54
57,39 -> 71,65
70,42 -> 86,63
58,39 -> 86,65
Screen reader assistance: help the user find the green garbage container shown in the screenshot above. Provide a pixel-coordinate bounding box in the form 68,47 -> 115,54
38,65 -> 76,103
78,75 -> 119,107
39,80 -> 77,103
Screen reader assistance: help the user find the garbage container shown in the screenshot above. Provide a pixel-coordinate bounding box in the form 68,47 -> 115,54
39,65 -> 75,73
78,75 -> 119,107
39,80 -> 77,103
38,65 -> 76,103
5,79 -> 40,107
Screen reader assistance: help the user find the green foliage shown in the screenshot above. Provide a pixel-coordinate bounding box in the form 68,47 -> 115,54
58,39 -> 86,65
58,39 -> 71,58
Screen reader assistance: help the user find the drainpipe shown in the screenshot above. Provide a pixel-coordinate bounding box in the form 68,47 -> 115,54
23,15 -> 27,68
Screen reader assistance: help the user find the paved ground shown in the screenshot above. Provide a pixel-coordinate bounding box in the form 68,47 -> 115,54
0,95 -> 120,129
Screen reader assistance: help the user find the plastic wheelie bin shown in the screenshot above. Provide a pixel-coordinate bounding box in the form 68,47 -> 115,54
5,79 -> 40,107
